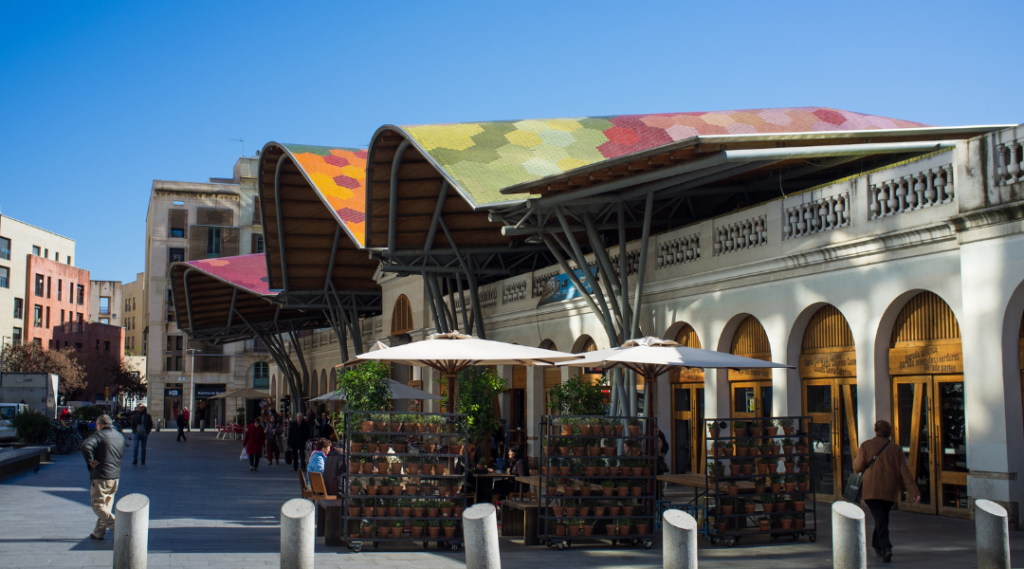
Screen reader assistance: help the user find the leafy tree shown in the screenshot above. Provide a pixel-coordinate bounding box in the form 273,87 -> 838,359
451,366 -> 508,445
0,343 -> 85,396
336,361 -> 392,412
547,374 -> 608,416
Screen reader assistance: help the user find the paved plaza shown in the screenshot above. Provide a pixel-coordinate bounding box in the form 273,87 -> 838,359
1,431 -> 1022,568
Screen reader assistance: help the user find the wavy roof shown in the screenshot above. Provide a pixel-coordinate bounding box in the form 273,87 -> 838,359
393,107 -> 929,205
182,253 -> 276,297
278,144 -> 368,246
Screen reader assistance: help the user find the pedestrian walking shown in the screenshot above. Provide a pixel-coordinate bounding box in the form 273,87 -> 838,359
183,407 -> 191,432
81,414 -> 123,540
129,404 -> 153,465
287,413 -> 314,472
316,412 -> 333,439
176,410 -> 188,442
264,414 -> 281,465
853,419 -> 921,563
243,417 -> 266,472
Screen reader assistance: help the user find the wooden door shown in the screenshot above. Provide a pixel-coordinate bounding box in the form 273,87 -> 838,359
671,384 -> 705,473
802,378 -> 858,501
731,381 -> 772,419
892,375 -> 968,517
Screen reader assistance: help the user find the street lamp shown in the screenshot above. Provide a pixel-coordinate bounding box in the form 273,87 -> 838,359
185,348 -> 201,429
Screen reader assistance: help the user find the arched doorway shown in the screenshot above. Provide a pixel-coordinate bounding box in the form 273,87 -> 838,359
799,305 -> 857,501
540,340 -> 562,413
889,291 -> 966,517
391,294 -> 414,335
730,315 -> 773,418
669,324 -> 705,473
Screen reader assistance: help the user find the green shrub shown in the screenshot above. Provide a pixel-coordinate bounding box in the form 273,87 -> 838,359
547,374 -> 607,416
337,362 -> 392,411
12,410 -> 53,443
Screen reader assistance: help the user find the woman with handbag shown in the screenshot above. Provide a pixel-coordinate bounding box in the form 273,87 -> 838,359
243,417 -> 267,472
853,420 -> 920,563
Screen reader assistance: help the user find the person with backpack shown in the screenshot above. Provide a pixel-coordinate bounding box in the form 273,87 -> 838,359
853,419 -> 920,563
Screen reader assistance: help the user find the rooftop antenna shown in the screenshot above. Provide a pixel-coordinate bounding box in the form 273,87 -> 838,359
230,138 -> 245,157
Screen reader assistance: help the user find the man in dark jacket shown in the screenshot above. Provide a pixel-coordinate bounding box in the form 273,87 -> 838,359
81,414 -> 124,540
287,413 -> 314,471
176,410 -> 187,442
130,404 -> 154,465
323,443 -> 346,496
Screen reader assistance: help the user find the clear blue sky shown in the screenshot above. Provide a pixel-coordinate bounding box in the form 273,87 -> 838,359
1,1 -> 1020,282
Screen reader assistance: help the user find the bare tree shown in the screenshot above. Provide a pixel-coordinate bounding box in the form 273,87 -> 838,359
0,343 -> 86,395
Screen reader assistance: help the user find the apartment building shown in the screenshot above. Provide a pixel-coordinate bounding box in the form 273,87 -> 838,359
143,156 -> 269,426
123,272 -> 144,356
0,211 -> 84,349
88,280 -> 123,327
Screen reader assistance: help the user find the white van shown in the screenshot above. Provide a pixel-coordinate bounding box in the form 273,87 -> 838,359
0,403 -> 30,441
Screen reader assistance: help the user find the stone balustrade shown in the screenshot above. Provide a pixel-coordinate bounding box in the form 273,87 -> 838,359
656,233 -> 701,269
502,280 -> 528,305
995,138 -> 1024,186
713,215 -> 767,256
784,192 -> 850,240
868,163 -> 953,219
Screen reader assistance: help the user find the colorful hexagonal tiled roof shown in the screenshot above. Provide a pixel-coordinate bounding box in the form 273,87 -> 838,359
183,253 -> 276,297
396,107 -> 929,206
278,143 -> 368,246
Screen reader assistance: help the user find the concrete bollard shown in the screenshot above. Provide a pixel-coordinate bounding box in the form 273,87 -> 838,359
832,501 -> 866,569
281,499 -> 315,569
463,503 -> 501,569
975,499 -> 1011,569
113,493 -> 149,569
663,509 -> 698,569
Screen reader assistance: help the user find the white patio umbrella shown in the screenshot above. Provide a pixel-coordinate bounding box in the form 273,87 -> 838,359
349,331 -> 582,411
309,379 -> 442,402
560,336 -> 793,414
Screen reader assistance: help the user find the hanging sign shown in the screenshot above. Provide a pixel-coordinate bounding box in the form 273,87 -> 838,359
888,344 -> 963,375
799,351 -> 856,378
536,267 -> 597,307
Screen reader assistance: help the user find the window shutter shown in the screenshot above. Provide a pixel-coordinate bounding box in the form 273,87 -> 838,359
250,234 -> 258,255
222,227 -> 240,256
253,198 -> 262,225
197,207 -> 233,226
188,227 -> 208,260
168,210 -> 188,237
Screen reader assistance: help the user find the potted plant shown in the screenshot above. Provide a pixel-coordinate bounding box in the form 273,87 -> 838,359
426,500 -> 440,518
769,476 -> 782,493
733,420 -> 747,438
361,521 -> 373,537
412,500 -> 425,518
618,519 -> 632,536
740,458 -> 754,476
605,521 -> 618,535
630,480 -> 644,497
385,499 -> 398,517
708,422 -> 721,439
758,517 -> 770,531
439,500 -> 454,517
627,418 -> 642,437
761,493 -> 776,513
363,460 -> 375,475
714,441 -> 727,458
623,503 -> 635,516
615,480 -> 630,496
411,519 -> 425,537
780,514 -> 793,530
442,519 -> 457,538
780,437 -> 794,455
366,479 -> 380,496
743,498 -> 756,515
390,520 -> 403,537
794,513 -> 805,529
791,493 -> 805,511
777,418 -> 794,436
587,439 -> 601,457
783,456 -> 795,473
717,520 -> 728,534
427,520 -> 441,537
795,439 -> 807,454
360,415 -> 374,432
568,520 -> 580,537
636,519 -> 649,535
766,421 -> 779,437
754,477 -> 766,494
755,458 -> 769,475
783,476 -> 796,493
720,497 -> 735,515
735,439 -> 748,457
750,420 -> 764,438
348,498 -> 362,518
582,520 -> 595,536
579,501 -> 591,517
377,521 -> 389,538
599,479 -> 614,496
612,422 -> 624,437
555,521 -> 567,536
728,462 -> 741,476
608,505 -> 621,517
564,499 -> 578,517
727,483 -> 739,496
796,475 -> 809,492
580,483 -> 592,497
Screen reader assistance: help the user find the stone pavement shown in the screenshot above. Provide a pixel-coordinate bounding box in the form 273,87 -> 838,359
0,430 -> 1022,568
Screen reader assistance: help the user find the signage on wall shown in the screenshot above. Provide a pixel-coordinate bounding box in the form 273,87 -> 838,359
536,267 -> 598,307
799,352 -> 856,378
164,389 -> 181,397
888,344 -> 963,375
196,386 -> 226,398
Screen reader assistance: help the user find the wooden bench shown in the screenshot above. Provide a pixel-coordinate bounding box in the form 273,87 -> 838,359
501,500 -> 539,545
308,472 -> 347,546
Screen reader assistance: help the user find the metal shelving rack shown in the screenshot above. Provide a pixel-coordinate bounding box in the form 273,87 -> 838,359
704,416 -> 817,547
339,410 -> 469,552
538,414 -> 658,550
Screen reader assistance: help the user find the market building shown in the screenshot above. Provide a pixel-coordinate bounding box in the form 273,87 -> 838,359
173,107 -> 1024,526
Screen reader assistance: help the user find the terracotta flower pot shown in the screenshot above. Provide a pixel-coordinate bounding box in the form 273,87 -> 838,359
741,465 -> 753,475
348,507 -> 360,516
770,483 -> 782,493
391,443 -> 406,453
762,503 -> 774,513
559,466 -> 570,476
643,467 -> 652,476
718,522 -> 727,533
585,466 -> 596,476
387,422 -> 399,432
440,507 -> 453,517
387,507 -> 398,517
428,425 -> 439,434
561,425 -> 573,436
362,526 -> 372,536
363,463 -> 374,474
766,427 -> 779,436
444,526 -> 456,538
548,486 -> 557,496
784,483 -> 796,493
572,447 -> 584,456
376,462 -> 388,473
374,422 -> 386,432
606,523 -> 618,535
794,519 -> 805,529
752,428 -> 764,437
565,507 -> 577,517
375,507 -> 387,517
367,485 -> 379,495
630,486 -> 642,497
451,444 -> 464,455
594,506 -> 606,516
378,527 -> 389,537
756,463 -> 769,475
733,428 -> 747,438
412,526 -> 424,537
602,487 -> 614,496
587,446 -> 600,457
558,446 -> 570,456
759,520 -> 770,531
603,425 -> 614,436
617,487 -> 629,496
360,421 -> 373,432
623,506 -> 635,516
619,524 -> 631,536
735,447 -> 748,457
721,505 -> 734,515
728,465 -> 741,475
391,463 -> 403,475
728,486 -> 739,496
608,506 -> 620,516
413,507 -> 424,517
780,519 -> 793,530
582,524 -> 595,536
351,442 -> 364,453
628,426 -> 641,436
607,466 -> 618,476
349,462 -> 360,473
428,526 -> 440,537
744,503 -> 756,514
792,501 -> 805,511
636,524 -> 648,535
407,464 -> 420,475
755,484 -> 765,494
613,425 -> 623,436
555,525 -> 566,536
784,463 -> 795,474
405,485 -> 419,495
797,482 -> 809,492
568,525 -> 580,537
580,487 -> 591,497
591,425 -> 603,436
603,446 -> 615,456
579,507 -> 590,517
783,427 -> 795,436
454,506 -> 464,517
723,448 -> 734,458
782,445 -> 793,454
427,508 -> 439,517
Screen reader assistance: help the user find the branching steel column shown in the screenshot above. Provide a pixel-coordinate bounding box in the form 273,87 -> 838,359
423,276 -> 443,333
554,208 -> 620,340
274,156 -> 291,296
630,191 -> 654,338
288,329 -> 312,402
617,202 -> 632,336
225,288 -> 237,330
550,231 -> 619,345
447,279 -> 459,332
424,181 -> 448,252
346,299 -> 363,355
456,275 -> 469,332
388,140 -> 412,254
183,269 -> 196,334
465,258 -> 485,339
428,273 -> 450,332
581,212 -> 626,334
233,309 -> 302,415
541,235 -> 617,346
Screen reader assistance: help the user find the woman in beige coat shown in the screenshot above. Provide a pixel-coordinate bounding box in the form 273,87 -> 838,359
853,420 -> 921,563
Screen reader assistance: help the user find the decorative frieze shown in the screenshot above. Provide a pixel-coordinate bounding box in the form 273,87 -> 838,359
656,234 -> 701,269
479,286 -> 498,309
610,250 -> 641,277
532,270 -> 559,297
784,194 -> 850,240
714,216 -> 767,256
502,280 -> 527,305
868,166 -> 953,220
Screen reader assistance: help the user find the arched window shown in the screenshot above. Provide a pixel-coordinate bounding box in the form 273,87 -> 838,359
391,294 -> 414,335
253,362 -> 269,389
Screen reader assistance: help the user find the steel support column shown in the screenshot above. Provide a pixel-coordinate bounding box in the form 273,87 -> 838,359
541,236 -> 617,346
274,156 -> 291,296
388,140 -> 412,254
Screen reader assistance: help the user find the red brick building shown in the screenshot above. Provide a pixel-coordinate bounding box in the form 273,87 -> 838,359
25,255 -> 90,348
52,320 -> 125,354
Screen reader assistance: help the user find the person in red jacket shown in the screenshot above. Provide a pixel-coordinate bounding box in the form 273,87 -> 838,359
243,417 -> 267,472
